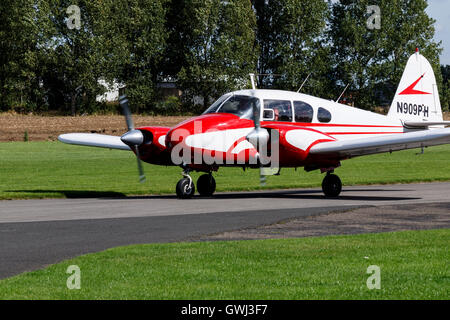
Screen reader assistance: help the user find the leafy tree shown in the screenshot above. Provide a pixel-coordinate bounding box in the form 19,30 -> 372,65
31,0 -> 168,115
0,0 -> 42,111
442,65 -> 450,83
160,0 -> 191,79
441,65 -> 449,111
1,0 -> 446,116
329,0 -> 442,110
252,0 -> 331,98
96,0 -> 169,113
34,0 -> 111,115
176,0 -> 258,110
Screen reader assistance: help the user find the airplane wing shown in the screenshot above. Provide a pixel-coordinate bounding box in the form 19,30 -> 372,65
309,128 -> 450,158
58,133 -> 131,150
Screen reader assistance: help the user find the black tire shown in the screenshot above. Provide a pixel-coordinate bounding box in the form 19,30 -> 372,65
176,178 -> 195,199
197,174 -> 216,197
322,174 -> 342,197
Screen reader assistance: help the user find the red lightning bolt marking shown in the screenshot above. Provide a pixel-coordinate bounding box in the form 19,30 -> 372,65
399,74 -> 431,95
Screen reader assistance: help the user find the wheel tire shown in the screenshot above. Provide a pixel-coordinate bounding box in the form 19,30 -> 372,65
176,178 -> 195,199
322,174 -> 342,198
197,174 -> 216,197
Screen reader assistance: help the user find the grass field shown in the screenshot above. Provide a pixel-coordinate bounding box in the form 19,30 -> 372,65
0,229 -> 448,299
0,142 -> 449,200
0,142 -> 448,300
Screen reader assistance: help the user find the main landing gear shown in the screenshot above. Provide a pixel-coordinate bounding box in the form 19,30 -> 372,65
321,171 -> 342,198
176,170 -> 216,199
196,173 -> 216,197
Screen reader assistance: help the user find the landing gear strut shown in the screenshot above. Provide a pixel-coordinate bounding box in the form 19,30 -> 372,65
176,169 -> 195,199
322,172 -> 342,198
197,173 -> 216,197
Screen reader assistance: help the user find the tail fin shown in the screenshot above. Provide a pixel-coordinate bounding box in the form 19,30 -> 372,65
387,50 -> 443,122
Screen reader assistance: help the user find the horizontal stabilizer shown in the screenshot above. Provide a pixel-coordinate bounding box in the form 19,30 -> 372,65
309,128 -> 450,157
403,121 -> 450,128
58,133 -> 130,150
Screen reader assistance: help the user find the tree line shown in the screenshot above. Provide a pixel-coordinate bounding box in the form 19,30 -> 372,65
0,0 -> 448,115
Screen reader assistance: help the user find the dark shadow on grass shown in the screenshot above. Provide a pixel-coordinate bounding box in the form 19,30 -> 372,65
6,190 -> 126,198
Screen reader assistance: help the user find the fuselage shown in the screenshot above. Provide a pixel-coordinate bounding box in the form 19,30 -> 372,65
138,89 -> 406,170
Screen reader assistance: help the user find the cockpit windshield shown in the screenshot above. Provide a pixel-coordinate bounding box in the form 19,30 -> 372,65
202,94 -> 231,114
203,94 -> 258,120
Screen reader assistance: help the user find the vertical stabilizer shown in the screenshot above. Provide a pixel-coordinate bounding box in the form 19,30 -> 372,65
387,50 -> 442,122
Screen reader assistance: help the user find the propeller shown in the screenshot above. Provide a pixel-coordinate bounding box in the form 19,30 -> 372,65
246,99 -> 270,186
119,95 -> 146,183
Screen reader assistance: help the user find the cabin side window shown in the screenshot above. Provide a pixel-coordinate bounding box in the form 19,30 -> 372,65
293,101 -> 313,123
318,107 -> 332,123
263,100 -> 292,122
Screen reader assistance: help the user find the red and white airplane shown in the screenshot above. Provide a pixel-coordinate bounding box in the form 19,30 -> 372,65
59,51 -> 450,198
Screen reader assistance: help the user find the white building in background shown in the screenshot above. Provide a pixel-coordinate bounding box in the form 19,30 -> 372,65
96,79 -> 125,102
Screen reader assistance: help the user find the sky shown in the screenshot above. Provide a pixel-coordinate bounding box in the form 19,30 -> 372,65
426,0 -> 450,65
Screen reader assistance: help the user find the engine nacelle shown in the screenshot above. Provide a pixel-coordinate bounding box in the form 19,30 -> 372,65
135,126 -> 172,165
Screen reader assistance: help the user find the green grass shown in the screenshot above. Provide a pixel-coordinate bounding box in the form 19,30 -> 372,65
0,142 -> 449,200
0,229 -> 448,299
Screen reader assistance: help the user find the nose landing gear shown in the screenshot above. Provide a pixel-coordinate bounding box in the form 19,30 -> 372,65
176,169 -> 195,199
321,172 -> 342,198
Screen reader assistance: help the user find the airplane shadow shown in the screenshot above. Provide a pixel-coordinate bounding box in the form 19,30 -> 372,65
5,190 -> 126,199
6,188 -> 419,202
197,191 -> 419,202
120,188 -> 420,202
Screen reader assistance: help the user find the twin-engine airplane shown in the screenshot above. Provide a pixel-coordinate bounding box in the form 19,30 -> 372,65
59,51 -> 450,199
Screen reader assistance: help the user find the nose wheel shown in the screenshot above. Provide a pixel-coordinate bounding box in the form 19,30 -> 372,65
176,170 -> 195,199
322,172 -> 342,198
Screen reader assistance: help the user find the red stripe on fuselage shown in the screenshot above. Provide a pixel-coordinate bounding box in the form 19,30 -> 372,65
261,121 -> 403,128
325,132 -> 403,135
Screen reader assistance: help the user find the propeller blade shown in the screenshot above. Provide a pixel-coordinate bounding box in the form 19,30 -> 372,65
259,167 -> 267,186
134,146 -> 146,183
247,98 -> 270,186
119,95 -> 146,183
252,99 -> 261,129
119,95 -> 134,131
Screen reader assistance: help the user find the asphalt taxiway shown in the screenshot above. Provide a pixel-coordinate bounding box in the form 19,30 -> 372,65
0,182 -> 449,279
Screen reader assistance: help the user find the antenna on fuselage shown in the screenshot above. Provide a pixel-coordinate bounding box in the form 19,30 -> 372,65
249,73 -> 257,90
336,83 -> 350,103
297,73 -> 311,93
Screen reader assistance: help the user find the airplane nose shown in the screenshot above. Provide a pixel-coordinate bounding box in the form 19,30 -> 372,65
121,129 -> 144,146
